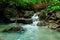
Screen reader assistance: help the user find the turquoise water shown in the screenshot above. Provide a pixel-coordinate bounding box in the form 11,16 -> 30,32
0,23 -> 60,40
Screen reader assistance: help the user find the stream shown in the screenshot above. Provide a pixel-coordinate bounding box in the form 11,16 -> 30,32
0,14 -> 60,40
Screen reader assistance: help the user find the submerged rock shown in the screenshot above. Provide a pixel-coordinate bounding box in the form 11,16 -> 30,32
3,27 -> 25,32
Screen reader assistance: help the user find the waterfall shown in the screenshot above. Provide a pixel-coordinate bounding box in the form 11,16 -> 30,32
31,12 -> 48,28
32,13 -> 39,22
31,13 -> 39,26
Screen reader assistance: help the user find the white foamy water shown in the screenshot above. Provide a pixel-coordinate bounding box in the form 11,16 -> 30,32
31,13 -> 39,22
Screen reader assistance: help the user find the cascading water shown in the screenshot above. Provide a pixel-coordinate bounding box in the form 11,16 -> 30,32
31,13 -> 39,26
0,13 -> 60,40
32,13 -> 39,22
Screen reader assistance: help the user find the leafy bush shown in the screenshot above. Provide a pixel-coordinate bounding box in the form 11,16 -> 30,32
0,0 -> 60,10
45,0 -> 60,12
18,0 -> 37,8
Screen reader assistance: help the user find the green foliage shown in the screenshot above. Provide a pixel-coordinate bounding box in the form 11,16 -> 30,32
51,6 -> 60,11
45,6 -> 60,12
45,0 -> 60,12
7,0 -> 49,9
0,0 -> 60,10
18,0 -> 37,8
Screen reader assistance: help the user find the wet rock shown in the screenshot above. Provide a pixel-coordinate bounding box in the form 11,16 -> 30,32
10,18 -> 33,24
3,27 -> 25,32
48,20 -> 55,23
56,11 -> 60,19
18,10 -> 25,18
37,21 -> 48,26
23,19 -> 33,24
3,28 -> 9,32
24,11 -> 34,18
19,13 -> 25,18
38,10 -> 47,20
54,25 -> 60,32
56,20 -> 60,25
48,23 -> 58,30
24,13 -> 31,18
47,12 -> 56,20
17,19 -> 33,24
19,11 -> 34,18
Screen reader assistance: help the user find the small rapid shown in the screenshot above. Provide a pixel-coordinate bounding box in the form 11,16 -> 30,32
31,13 -> 40,26
0,14 -> 60,40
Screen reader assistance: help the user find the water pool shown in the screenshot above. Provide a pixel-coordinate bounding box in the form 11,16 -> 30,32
0,23 -> 60,40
